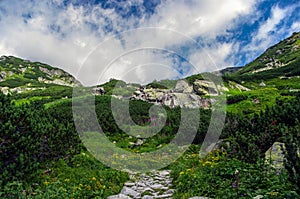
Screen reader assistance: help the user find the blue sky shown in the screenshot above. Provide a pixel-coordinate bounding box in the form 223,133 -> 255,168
0,0 -> 299,84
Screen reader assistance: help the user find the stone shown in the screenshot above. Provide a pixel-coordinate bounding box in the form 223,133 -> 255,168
193,80 -> 219,96
107,194 -> 132,199
92,87 -> 105,95
155,194 -> 173,198
253,195 -> 264,199
142,196 -> 155,199
164,189 -> 175,195
259,81 -> 266,87
174,80 -> 193,93
150,184 -> 164,190
121,187 -> 141,198
159,170 -> 170,176
135,139 -> 144,146
1,87 -> 10,95
265,142 -> 285,170
0,72 -> 6,82
124,182 -> 135,187
108,170 -> 174,198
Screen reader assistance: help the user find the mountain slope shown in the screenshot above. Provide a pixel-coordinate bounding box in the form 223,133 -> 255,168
0,31 -> 299,113
235,31 -> 300,80
0,56 -> 79,95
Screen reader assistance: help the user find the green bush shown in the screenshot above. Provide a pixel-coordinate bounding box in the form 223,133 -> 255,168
170,148 -> 298,199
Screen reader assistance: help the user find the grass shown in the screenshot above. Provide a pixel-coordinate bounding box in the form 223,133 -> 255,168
12,96 -> 51,106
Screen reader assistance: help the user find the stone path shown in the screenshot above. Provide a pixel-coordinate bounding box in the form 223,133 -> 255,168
107,170 -> 174,199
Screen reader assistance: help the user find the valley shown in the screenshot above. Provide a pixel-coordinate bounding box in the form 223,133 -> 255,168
0,31 -> 300,198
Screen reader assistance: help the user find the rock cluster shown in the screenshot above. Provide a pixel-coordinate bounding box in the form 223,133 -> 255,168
107,170 -> 174,199
130,80 -> 220,109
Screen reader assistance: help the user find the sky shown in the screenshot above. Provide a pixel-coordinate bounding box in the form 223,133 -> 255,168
0,0 -> 299,85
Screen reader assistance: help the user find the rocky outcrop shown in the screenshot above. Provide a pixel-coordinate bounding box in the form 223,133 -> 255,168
39,67 -> 65,77
228,81 -> 251,91
0,86 -> 47,95
174,80 -> 193,93
131,87 -> 215,109
92,87 -> 105,95
130,80 -> 220,109
193,80 -> 218,96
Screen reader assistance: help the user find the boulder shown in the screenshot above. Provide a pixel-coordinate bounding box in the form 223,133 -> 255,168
92,87 -> 105,95
0,72 -> 6,82
174,80 -> 193,93
1,87 -> 10,95
193,80 -> 218,96
265,142 -> 285,170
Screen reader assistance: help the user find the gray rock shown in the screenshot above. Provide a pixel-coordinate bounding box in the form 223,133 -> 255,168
164,189 -> 175,195
109,170 -> 174,199
92,87 -> 105,95
107,194 -> 132,199
175,80 -> 193,93
265,142 -> 285,170
142,196 -> 155,199
0,72 -> 6,82
155,194 -> 173,198
253,195 -> 264,199
193,80 -> 218,96
124,182 -> 135,187
121,187 -> 141,198
150,184 -> 164,190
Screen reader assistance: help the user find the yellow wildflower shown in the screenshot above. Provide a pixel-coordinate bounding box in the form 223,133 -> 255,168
86,185 -> 92,190
91,177 -> 96,181
44,181 -> 49,186
96,181 -> 102,189
179,171 -> 185,175
203,161 -> 212,166
186,168 -> 192,173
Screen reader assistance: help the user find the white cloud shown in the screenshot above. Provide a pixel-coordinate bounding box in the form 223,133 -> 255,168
290,22 -> 300,34
0,0 -> 298,85
147,0 -> 257,39
244,4 -> 300,62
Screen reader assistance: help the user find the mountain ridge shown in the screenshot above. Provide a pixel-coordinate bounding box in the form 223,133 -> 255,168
0,30 -> 299,112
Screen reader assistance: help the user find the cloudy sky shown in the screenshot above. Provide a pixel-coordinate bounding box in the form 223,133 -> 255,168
0,0 -> 299,85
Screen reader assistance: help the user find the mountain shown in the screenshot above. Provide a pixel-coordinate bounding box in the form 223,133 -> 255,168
234,31 -> 300,80
1,33 -> 300,199
0,31 -> 299,113
0,55 -> 83,105
0,56 -> 79,94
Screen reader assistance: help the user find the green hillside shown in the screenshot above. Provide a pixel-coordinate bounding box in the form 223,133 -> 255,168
237,31 -> 300,77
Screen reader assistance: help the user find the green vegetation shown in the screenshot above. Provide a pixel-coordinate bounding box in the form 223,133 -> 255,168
1,31 -> 300,198
170,149 -> 296,198
170,97 -> 300,198
0,92 -> 128,198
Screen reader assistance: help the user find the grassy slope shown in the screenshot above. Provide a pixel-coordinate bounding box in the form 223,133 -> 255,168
224,31 -> 300,114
